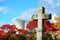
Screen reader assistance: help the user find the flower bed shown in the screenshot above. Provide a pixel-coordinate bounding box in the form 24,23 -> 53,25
0,24 -> 33,40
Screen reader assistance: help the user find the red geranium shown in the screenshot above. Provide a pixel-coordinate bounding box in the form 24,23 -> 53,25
0,28 -> 5,38
26,19 -> 54,31
21,30 -> 28,34
44,20 -> 54,31
18,29 -> 28,34
26,20 -> 37,30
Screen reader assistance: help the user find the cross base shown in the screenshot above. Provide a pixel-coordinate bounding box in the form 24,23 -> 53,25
36,28 -> 42,40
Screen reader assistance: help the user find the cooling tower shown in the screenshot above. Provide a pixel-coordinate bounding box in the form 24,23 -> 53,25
13,19 -> 25,29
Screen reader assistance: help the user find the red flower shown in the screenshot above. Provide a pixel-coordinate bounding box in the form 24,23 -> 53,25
11,25 -> 17,30
0,28 -> 4,38
1,24 -> 17,35
26,20 -> 37,30
17,29 -> 28,35
26,19 -> 54,31
21,30 -> 28,34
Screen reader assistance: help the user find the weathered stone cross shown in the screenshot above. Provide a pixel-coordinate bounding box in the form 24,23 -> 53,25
37,7 -> 51,40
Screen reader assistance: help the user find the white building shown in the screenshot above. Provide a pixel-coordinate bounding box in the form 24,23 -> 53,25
13,19 -> 25,29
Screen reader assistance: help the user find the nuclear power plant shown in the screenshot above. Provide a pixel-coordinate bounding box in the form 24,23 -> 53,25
13,19 -> 25,29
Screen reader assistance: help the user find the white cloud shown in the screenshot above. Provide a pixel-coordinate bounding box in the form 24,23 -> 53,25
56,2 -> 60,6
39,0 -> 60,8
0,6 -> 16,14
19,8 -> 37,21
12,8 -> 37,28
45,0 -> 54,5
44,0 -> 60,6
13,8 -> 37,21
0,6 -> 8,14
38,0 -> 60,23
52,14 -> 57,23
0,0 -> 4,2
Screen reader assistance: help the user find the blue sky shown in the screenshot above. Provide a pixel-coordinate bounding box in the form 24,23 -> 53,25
0,0 -> 60,26
0,0 -> 38,26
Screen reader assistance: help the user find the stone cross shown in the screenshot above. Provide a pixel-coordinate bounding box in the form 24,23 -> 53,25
37,7 -> 51,40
